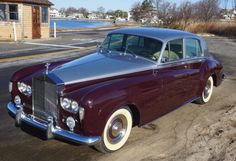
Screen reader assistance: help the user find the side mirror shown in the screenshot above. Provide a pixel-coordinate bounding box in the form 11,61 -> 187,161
97,43 -> 101,48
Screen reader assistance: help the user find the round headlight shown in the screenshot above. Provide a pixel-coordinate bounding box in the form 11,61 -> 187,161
71,101 -> 79,112
17,82 -> 31,96
20,82 -> 27,93
66,117 -> 76,131
61,98 -> 71,109
26,85 -> 32,95
14,95 -> 21,105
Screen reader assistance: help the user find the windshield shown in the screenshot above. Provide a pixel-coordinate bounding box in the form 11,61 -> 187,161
99,34 -> 163,61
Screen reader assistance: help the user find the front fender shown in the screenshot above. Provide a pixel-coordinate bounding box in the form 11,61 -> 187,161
80,79 -> 135,136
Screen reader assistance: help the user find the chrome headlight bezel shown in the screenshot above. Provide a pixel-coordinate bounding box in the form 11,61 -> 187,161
9,82 -> 13,93
17,82 -> 32,96
60,98 -> 80,114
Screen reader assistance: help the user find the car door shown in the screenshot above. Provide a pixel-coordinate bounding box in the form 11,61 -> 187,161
184,38 -> 205,99
158,39 -> 190,113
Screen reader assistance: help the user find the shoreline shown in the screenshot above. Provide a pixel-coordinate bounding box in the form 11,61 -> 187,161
51,22 -> 140,32
51,18 -> 113,22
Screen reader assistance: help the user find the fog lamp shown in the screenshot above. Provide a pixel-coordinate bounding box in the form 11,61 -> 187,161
14,95 -> 21,105
66,116 -> 76,131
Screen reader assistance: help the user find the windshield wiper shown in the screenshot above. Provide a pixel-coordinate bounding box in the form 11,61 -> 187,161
124,45 -> 138,58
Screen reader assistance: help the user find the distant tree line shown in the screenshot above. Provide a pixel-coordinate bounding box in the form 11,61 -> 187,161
130,0 -> 235,28
59,7 -> 89,18
59,6 -> 128,19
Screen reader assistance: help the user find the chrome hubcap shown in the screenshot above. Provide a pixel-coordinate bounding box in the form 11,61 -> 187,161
107,115 -> 127,144
204,79 -> 211,99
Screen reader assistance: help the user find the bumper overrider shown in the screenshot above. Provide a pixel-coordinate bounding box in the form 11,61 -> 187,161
7,102 -> 101,146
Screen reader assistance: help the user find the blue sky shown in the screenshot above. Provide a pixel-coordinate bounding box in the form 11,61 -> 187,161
51,0 -> 201,11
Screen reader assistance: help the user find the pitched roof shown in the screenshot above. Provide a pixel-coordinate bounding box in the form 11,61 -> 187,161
1,0 -> 53,6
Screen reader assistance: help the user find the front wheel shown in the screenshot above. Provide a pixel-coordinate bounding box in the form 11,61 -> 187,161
94,108 -> 132,153
196,76 -> 214,104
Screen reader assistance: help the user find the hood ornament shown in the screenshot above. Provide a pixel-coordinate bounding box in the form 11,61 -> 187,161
45,62 -> 51,75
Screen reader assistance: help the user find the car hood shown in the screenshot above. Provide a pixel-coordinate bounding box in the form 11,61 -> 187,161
49,52 -> 156,85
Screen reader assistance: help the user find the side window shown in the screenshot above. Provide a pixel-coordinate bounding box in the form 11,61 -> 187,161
41,7 -> 48,23
185,38 -> 202,58
162,39 -> 183,63
126,35 -> 139,46
9,4 -> 18,20
109,34 -> 124,51
0,4 -> 6,21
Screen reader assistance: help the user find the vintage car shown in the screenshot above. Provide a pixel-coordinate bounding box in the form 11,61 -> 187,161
7,27 -> 224,153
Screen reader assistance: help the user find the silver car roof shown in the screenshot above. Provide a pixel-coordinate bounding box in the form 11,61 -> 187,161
109,27 -> 200,42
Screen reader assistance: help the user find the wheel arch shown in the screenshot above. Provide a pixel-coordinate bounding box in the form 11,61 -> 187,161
211,73 -> 217,87
126,104 -> 141,127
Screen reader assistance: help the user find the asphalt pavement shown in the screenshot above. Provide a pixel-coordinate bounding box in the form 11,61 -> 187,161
0,33 -> 236,161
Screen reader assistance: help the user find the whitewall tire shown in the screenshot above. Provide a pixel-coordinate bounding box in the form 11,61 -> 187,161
95,108 -> 132,153
196,76 -> 214,104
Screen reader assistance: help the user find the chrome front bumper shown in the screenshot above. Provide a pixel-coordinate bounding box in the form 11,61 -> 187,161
7,102 -> 101,146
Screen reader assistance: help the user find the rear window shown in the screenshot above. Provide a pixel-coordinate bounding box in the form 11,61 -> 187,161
185,38 -> 202,58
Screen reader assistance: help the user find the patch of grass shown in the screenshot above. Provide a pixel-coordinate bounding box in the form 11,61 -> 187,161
186,22 -> 236,38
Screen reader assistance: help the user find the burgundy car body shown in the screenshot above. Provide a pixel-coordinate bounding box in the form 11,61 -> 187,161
7,27 -> 224,145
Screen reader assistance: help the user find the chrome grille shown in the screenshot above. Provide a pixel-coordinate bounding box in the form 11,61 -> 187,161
32,75 -> 58,122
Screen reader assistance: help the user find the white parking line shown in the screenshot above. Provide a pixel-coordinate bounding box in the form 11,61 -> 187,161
24,42 -> 84,49
68,40 -> 102,46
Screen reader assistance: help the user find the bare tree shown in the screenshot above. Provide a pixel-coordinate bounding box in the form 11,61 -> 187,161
97,6 -> 105,14
130,2 -> 143,22
194,0 -> 220,22
59,8 -> 66,15
152,0 -> 177,25
178,1 -> 193,29
78,7 -> 89,18
65,7 -> 77,16
97,6 -> 106,19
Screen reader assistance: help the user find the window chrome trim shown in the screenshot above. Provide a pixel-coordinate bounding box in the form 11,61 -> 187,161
159,36 -> 205,66
156,57 -> 207,69
159,38 -> 184,65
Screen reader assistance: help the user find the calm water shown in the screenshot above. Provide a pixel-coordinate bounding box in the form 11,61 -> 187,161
50,19 -> 112,29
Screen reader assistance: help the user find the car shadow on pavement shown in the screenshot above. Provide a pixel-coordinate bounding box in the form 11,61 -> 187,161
20,122 -> 83,147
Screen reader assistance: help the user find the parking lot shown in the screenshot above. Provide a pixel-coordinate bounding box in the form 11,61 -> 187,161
0,33 -> 236,161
